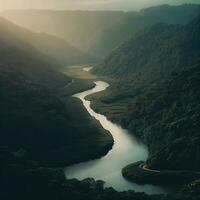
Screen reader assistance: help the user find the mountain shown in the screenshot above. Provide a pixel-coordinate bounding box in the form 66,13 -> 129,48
1,7 -> 200,200
28,32 -> 96,65
2,5 -> 199,58
0,17 -> 95,67
127,63 -> 200,171
91,4 -> 200,56
0,15 -> 115,200
1,10 -> 123,52
90,15 -> 200,171
93,14 -> 200,90
0,16 -> 112,165
0,17 -> 71,90
0,65 -> 111,165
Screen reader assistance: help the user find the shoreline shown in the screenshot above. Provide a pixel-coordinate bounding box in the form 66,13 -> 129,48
122,161 -> 200,187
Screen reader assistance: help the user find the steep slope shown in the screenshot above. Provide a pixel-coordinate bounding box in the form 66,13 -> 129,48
29,32 -> 96,65
0,18 -> 71,90
0,17 -> 95,66
0,16 -> 112,166
90,15 -> 200,171
0,65 -> 112,166
1,10 -> 123,52
91,4 -> 200,56
127,63 -> 200,170
93,14 -> 200,90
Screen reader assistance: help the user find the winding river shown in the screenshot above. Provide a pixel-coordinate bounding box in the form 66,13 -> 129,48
64,68 -> 166,195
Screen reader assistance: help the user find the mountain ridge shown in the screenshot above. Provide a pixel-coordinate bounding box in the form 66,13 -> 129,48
0,16 -> 95,66
90,14 -> 200,172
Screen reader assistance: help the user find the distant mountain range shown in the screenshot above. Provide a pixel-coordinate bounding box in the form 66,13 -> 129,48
2,4 -> 199,57
0,17 -> 95,67
91,4 -> 200,56
1,10 -> 123,54
93,14 -> 200,90
1,4 -> 200,200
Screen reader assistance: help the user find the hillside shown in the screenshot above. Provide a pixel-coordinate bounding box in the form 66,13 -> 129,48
91,4 -> 200,56
90,15 -> 200,171
127,63 -> 200,170
93,14 -> 200,90
0,18 -> 71,90
0,17 -> 95,66
0,16 -> 113,168
0,16 -> 115,200
1,10 -> 123,52
2,5 -> 199,57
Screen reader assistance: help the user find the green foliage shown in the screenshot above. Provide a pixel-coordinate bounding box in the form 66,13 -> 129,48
91,4 -> 200,56
1,6 -> 200,200
94,14 -> 200,85
127,64 -> 200,170
2,4 -> 199,57
122,161 -> 200,187
91,15 -> 200,172
0,16 -> 113,200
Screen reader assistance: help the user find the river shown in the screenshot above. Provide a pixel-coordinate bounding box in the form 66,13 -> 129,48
64,68 -> 166,195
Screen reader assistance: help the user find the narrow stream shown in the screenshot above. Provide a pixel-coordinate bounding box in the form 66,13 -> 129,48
64,68 -> 166,195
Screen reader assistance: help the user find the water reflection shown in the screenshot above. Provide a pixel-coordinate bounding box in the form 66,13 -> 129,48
65,81 -> 166,194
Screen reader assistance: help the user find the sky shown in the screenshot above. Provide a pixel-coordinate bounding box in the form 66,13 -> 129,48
0,0 -> 199,11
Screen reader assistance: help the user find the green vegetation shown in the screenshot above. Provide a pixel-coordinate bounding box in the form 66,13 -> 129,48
0,18 -> 114,200
91,4 -> 200,56
91,14 -> 200,180
1,5 -> 200,200
2,145 -> 200,200
63,65 -> 97,80
122,161 -> 200,186
125,64 -> 200,171
93,14 -> 200,85
2,4 -> 199,57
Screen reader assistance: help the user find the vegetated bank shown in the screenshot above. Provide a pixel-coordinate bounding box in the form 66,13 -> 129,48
0,17 -> 113,199
89,14 -> 200,186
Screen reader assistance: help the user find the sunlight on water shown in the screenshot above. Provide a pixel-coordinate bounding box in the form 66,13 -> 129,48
83,66 -> 93,72
64,81 -> 167,194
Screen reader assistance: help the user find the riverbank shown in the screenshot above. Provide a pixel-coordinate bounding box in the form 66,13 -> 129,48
3,65 -> 200,200
41,65 -> 114,167
87,89 -> 200,188
89,88 -> 200,188
122,161 -> 200,186
62,65 -> 199,194
63,66 -> 169,194
61,65 -> 97,97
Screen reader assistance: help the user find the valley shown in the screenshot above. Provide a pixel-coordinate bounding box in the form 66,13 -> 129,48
0,2 -> 200,200
64,66 -> 166,194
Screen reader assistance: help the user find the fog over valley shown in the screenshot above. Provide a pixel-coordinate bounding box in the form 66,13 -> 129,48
0,1 -> 200,200
0,0 -> 200,10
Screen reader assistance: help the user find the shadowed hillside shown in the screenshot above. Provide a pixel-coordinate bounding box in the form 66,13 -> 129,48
1,4 -> 200,200
93,14 -> 200,91
0,17 -> 95,66
1,10 -> 123,52
2,4 -> 199,57
91,4 -> 200,56
91,15 -> 200,172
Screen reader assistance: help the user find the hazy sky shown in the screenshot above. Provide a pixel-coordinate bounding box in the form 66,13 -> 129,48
0,0 -> 200,11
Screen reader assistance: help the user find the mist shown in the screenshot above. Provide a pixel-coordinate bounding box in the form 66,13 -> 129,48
0,0 -> 199,11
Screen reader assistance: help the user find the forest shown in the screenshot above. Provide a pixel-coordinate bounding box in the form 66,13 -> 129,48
0,2 -> 200,200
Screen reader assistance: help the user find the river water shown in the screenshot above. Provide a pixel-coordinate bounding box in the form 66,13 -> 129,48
64,69 -> 166,194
